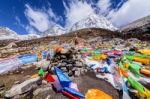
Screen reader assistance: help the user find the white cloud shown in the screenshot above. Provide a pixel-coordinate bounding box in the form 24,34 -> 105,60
24,4 -> 63,33
24,4 -> 50,32
15,16 -> 37,34
15,16 -> 25,28
25,25 -> 36,34
108,0 -> 150,27
97,0 -> 111,14
63,0 -> 95,28
47,8 -> 57,20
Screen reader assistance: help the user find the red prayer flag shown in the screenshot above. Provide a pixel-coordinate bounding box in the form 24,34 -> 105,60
62,91 -> 79,99
45,73 -> 55,82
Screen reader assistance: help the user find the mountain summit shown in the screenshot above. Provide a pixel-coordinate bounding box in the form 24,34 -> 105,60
44,14 -> 117,35
42,24 -> 66,37
70,14 -> 117,32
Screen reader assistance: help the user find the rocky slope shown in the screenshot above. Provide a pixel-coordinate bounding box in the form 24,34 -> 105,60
121,15 -> 150,34
120,15 -> 150,40
121,15 -> 150,31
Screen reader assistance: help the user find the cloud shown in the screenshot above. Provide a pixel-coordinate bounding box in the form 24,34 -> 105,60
63,0 -> 95,28
47,8 -> 63,23
15,16 -> 25,28
24,4 -> 50,32
97,0 -> 111,14
108,0 -> 150,27
25,25 -> 36,34
24,4 -> 63,33
15,16 -> 37,34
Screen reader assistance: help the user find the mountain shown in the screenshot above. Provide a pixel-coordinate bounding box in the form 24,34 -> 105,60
18,33 -> 41,40
0,14 -> 118,40
0,27 -> 19,40
43,14 -> 117,36
121,15 -> 150,38
42,24 -> 66,37
121,15 -> 150,32
70,14 -> 117,32
0,27 -> 41,40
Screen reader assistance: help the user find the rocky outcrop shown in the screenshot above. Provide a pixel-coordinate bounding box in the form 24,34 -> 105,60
5,77 -> 41,98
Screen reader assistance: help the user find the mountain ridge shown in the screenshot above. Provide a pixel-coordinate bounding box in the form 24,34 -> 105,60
0,14 -> 117,40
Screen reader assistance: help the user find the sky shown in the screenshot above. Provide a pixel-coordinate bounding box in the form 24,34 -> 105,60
0,0 -> 150,35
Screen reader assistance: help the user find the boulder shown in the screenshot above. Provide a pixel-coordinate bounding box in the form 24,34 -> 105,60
5,77 -> 41,98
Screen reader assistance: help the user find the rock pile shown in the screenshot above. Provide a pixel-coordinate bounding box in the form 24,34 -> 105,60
50,47 -> 88,77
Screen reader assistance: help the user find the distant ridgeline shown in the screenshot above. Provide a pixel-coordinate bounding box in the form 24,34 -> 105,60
0,28 -> 150,48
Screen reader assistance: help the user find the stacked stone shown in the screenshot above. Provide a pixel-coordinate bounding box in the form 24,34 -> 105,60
50,47 -> 88,77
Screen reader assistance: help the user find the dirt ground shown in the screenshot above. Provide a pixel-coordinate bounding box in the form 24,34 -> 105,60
0,66 -> 38,92
0,66 -> 120,99
48,71 -> 120,99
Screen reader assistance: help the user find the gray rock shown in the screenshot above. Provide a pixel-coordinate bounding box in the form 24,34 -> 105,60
5,77 -> 40,98
61,62 -> 67,67
72,55 -> 76,60
74,70 -> 80,77
0,84 -> 5,91
21,64 -> 33,70
33,86 -> 51,96
72,67 -> 77,71
76,54 -> 82,60
61,49 -> 68,54
0,90 -> 5,97
60,67 -> 68,72
33,59 -> 50,70
14,81 -> 20,85
60,55 -> 66,59
21,71 -> 24,74
45,95 -> 51,99
80,69 -> 85,75
75,61 -> 83,67
68,71 -> 73,77
66,64 -> 73,67
12,95 -> 20,99
84,69 -> 88,73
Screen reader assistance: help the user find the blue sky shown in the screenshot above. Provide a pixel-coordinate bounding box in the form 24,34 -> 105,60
0,0 -> 150,35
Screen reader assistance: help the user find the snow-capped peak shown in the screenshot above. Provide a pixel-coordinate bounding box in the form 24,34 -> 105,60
70,14 -> 117,31
0,27 -> 19,40
0,14 -> 118,40
18,33 -> 41,40
0,27 -> 41,40
42,24 -> 66,37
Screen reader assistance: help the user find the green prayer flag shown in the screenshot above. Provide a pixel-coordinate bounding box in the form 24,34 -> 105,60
129,63 -> 141,77
127,77 -> 145,94
38,68 -> 44,77
125,55 -> 134,61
